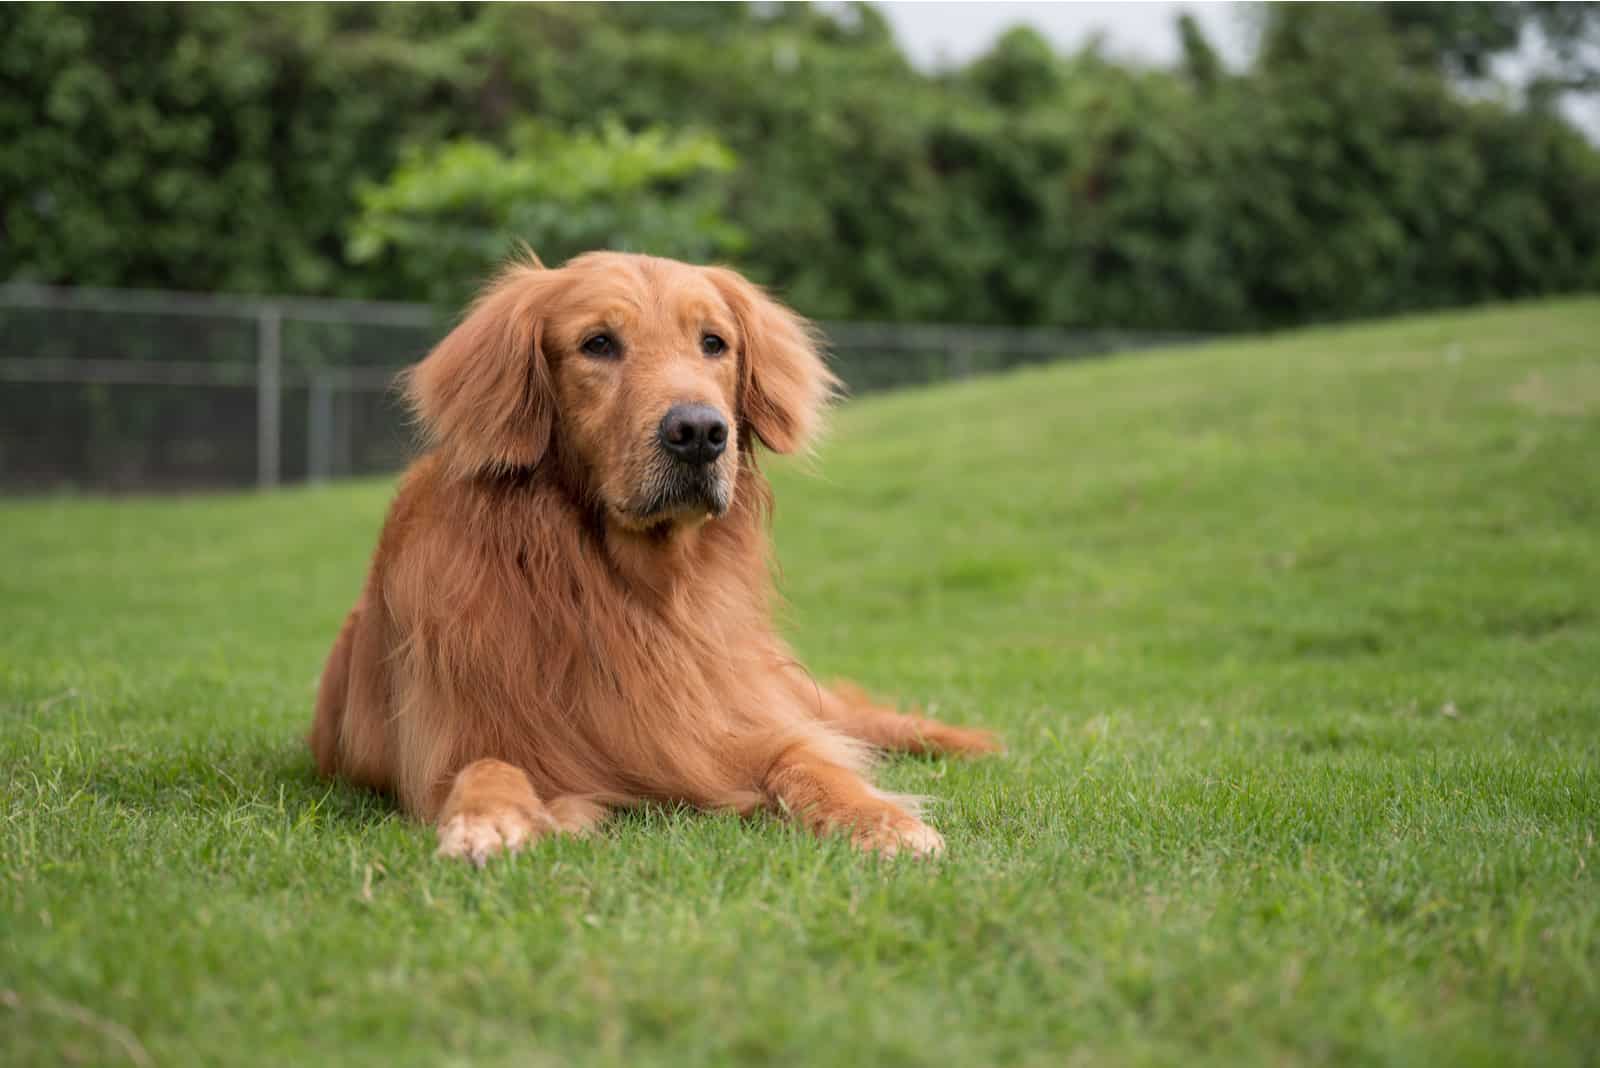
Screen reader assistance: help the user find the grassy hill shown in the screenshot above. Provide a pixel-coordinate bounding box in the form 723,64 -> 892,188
3,299 -> 1597,1066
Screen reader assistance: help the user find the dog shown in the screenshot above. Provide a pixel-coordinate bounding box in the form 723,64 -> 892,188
310,252 -> 998,864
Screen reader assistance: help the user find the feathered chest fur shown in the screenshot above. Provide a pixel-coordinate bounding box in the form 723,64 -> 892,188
377,463 -> 802,807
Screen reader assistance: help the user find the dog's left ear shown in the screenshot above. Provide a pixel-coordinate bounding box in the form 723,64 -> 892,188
706,267 -> 839,454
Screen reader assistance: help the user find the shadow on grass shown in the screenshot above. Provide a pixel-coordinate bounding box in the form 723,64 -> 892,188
50,735 -> 401,832
32,728 -> 974,850
52,738 -> 745,837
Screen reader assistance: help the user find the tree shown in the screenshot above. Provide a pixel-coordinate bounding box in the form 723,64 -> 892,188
349,121 -> 742,306
3,2 -> 1597,329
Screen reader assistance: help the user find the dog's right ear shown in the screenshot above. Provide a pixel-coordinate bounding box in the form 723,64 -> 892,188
404,263 -> 561,477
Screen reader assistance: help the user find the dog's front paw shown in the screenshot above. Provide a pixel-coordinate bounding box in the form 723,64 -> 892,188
435,807 -> 546,866
853,816 -> 946,860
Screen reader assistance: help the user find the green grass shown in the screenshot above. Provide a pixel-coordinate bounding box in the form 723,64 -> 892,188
3,299 -> 1598,1066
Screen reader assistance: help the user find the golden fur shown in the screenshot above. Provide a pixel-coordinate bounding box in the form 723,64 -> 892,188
310,252 -> 998,863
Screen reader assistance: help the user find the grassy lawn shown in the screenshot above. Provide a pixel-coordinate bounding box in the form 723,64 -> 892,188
3,299 -> 1597,1066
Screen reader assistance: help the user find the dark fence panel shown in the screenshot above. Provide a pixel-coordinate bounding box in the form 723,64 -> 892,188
0,284 -> 1205,493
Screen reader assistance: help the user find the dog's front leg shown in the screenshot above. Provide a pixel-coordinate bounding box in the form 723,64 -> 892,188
435,759 -> 606,866
762,743 -> 944,858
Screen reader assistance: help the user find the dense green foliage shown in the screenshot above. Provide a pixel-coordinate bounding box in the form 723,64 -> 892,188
4,2 -> 1599,327
4,298 -> 1599,1064
348,121 -> 743,306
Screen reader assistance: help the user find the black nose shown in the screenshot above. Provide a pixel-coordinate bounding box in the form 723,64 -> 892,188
658,404 -> 728,465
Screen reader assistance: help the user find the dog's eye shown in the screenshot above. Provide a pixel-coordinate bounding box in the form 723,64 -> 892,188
581,333 -> 617,358
701,334 -> 727,357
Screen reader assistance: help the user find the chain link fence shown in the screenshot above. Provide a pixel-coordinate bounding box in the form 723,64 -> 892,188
0,283 -> 1203,493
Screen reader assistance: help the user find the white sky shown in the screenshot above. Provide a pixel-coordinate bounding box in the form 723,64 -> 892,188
876,1 -> 1252,70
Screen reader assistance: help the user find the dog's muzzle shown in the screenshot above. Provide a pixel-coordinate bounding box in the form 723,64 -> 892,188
632,404 -> 733,519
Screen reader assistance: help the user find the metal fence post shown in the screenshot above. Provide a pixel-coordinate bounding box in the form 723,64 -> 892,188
256,306 -> 282,489
307,369 -> 335,484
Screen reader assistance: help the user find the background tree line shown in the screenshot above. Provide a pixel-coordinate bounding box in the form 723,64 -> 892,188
4,2 -> 1599,329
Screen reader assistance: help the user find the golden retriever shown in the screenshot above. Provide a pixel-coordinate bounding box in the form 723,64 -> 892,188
310,252 -> 998,864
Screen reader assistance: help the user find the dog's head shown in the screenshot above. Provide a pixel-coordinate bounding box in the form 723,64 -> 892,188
405,252 -> 837,530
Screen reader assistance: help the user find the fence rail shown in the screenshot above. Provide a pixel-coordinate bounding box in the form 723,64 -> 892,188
0,283 -> 1205,493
